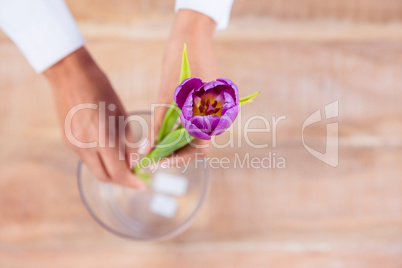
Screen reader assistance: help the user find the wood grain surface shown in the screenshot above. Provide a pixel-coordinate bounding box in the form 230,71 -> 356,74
0,1 -> 402,267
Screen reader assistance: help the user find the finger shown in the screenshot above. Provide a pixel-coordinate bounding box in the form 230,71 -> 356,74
139,104 -> 170,155
79,150 -> 111,183
153,104 -> 169,144
138,136 -> 151,155
102,106 -> 147,189
123,119 -> 142,170
99,147 -> 147,190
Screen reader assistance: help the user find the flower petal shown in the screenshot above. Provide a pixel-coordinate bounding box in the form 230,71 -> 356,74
176,78 -> 240,139
174,78 -> 204,109
201,80 -> 227,93
180,113 -> 212,140
217,78 -> 239,103
181,89 -> 195,119
211,103 -> 240,136
221,91 -> 236,115
191,115 -> 221,135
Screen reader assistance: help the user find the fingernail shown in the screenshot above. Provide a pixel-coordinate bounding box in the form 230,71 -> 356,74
138,138 -> 150,155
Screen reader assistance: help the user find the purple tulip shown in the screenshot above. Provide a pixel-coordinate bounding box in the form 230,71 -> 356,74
174,78 -> 240,140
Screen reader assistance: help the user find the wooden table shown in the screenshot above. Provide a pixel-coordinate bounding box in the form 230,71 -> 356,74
0,1 -> 402,267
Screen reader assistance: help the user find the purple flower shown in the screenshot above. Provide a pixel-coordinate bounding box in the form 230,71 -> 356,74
174,78 -> 240,140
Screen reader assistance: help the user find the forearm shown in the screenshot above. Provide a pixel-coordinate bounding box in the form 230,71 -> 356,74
158,9 -> 219,103
42,47 -> 144,188
44,47 -> 105,94
42,47 -> 121,127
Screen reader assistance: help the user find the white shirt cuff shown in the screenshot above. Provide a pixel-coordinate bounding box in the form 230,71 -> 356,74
175,0 -> 234,30
0,0 -> 85,73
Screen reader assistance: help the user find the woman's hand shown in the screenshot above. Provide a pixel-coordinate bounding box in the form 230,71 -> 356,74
44,47 -> 146,189
139,9 -> 219,166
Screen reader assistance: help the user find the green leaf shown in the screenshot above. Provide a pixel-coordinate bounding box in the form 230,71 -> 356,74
134,44 -> 193,181
136,128 -> 194,170
239,91 -> 261,106
180,43 -> 191,83
156,44 -> 191,144
156,102 -> 181,144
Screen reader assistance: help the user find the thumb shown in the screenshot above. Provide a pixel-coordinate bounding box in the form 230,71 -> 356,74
138,137 -> 151,155
138,104 -> 169,154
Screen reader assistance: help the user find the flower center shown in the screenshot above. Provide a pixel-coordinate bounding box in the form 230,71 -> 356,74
193,93 -> 223,116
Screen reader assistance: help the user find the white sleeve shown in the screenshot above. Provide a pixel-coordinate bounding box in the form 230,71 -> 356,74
0,0 -> 84,73
175,0 -> 234,30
